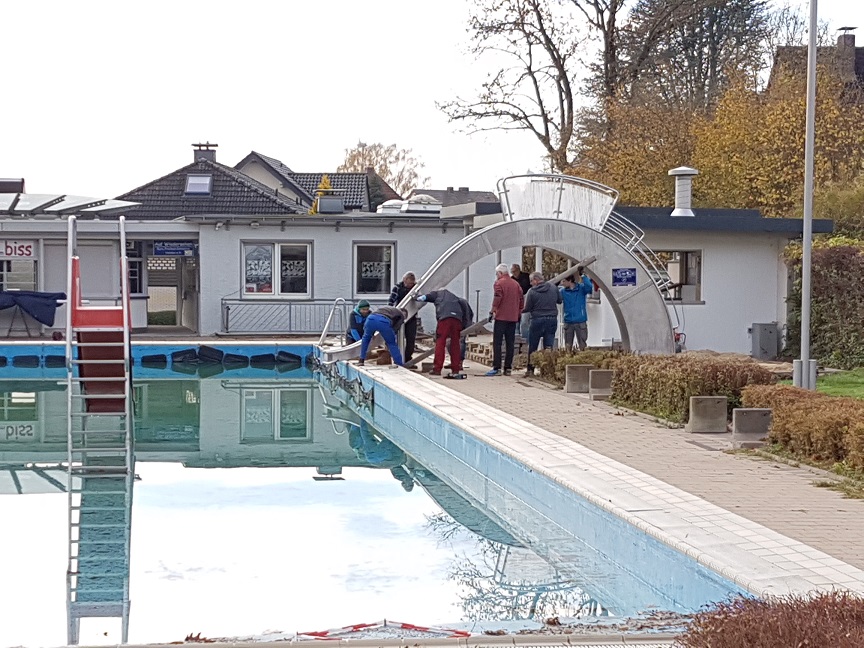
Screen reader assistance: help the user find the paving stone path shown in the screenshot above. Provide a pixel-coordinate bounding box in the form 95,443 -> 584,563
433,365 -> 864,570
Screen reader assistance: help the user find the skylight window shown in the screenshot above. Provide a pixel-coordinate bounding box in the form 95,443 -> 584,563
185,174 -> 212,195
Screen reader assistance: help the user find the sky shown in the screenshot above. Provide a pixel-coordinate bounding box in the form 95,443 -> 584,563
2,0 -> 863,200
0,464 -> 474,647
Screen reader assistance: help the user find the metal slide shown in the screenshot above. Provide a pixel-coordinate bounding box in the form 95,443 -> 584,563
65,215 -> 134,645
319,174 -> 676,362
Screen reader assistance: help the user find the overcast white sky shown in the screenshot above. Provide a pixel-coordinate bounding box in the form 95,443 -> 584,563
2,0 -> 862,199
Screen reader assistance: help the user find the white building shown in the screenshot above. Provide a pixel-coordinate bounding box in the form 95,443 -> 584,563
0,148 -> 832,355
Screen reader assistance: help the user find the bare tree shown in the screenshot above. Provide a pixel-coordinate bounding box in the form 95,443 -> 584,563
337,141 -> 428,198
438,0 -> 583,172
620,0 -> 770,108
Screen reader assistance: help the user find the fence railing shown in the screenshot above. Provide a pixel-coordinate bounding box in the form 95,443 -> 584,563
221,297 -> 387,334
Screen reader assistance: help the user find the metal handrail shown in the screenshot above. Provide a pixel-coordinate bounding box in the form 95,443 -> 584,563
601,211 -> 681,329
318,298 -> 347,346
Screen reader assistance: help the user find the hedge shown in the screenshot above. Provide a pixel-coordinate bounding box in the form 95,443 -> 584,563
785,238 -> 864,369
676,592 -> 864,648
742,384 -> 864,469
517,350 -> 776,423
611,355 -> 776,423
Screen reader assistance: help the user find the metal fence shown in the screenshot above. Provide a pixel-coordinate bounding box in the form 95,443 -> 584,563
221,298 -> 387,335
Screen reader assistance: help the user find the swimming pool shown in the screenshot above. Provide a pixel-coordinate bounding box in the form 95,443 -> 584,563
0,367 -> 745,646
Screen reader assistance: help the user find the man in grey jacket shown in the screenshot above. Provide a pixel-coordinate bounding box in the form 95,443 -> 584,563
523,272 -> 562,375
416,288 -> 466,377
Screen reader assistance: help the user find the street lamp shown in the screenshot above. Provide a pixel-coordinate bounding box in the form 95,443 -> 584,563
793,0 -> 818,390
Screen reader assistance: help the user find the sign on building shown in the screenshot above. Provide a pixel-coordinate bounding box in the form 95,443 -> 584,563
154,241 -> 198,257
612,268 -> 637,287
0,241 -> 37,259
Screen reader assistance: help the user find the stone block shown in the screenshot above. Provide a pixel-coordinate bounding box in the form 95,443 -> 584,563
732,408 -> 772,449
684,396 -> 728,434
589,369 -> 614,401
421,361 -> 434,372
564,364 -> 594,394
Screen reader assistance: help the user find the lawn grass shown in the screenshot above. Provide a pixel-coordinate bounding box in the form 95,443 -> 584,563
817,368 -> 864,399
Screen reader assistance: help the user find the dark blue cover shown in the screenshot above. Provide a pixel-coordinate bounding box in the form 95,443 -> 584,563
0,291 -> 66,326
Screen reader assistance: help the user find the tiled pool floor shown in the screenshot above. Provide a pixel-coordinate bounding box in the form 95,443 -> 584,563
414,364 -> 864,592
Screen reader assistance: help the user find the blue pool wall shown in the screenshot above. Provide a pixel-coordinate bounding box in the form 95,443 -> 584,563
0,342 -> 314,380
333,362 -> 749,615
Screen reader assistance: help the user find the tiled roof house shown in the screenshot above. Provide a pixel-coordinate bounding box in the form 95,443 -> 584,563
235,151 -> 401,212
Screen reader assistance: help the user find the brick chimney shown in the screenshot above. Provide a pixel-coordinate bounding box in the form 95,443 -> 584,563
837,28 -> 857,83
192,142 -> 218,162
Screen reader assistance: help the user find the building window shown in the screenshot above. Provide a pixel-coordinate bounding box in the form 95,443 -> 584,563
243,243 -> 311,297
355,243 -> 393,295
0,260 -> 37,291
279,244 -> 309,295
240,389 -> 311,443
0,391 -> 37,422
185,174 -> 212,195
126,241 -> 143,295
655,251 -> 702,303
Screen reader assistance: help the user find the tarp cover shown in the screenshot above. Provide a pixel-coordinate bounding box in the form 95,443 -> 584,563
0,291 -> 66,326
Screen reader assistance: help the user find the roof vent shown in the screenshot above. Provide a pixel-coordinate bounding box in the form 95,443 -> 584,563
400,194 -> 443,214
377,199 -> 405,214
668,167 -> 699,217
0,179 -> 25,193
192,142 -> 218,162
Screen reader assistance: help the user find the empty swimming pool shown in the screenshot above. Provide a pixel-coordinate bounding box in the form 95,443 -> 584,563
0,370 -> 745,646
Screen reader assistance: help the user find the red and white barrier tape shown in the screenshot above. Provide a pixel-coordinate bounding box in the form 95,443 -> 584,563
298,619 -> 471,640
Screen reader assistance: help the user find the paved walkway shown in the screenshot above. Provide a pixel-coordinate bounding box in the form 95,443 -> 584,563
432,364 -> 864,571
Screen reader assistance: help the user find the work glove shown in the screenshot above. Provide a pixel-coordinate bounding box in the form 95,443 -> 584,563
416,295 -> 428,302
576,266 -> 584,275
488,311 -> 495,322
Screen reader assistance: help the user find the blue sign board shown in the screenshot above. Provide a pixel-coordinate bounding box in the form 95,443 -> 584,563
612,267 -> 637,287
154,241 -> 198,257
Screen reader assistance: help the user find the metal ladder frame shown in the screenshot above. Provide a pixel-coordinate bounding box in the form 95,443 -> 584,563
65,214 -> 134,645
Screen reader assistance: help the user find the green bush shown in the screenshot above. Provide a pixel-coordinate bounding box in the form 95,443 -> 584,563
786,238 -> 864,369
742,384 -> 864,468
676,592 -> 864,648
611,355 -> 776,423
514,349 -> 624,382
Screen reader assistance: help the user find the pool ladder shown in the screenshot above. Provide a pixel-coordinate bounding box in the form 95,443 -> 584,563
65,215 -> 134,645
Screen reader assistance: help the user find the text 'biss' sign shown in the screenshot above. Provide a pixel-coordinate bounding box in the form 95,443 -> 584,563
0,241 -> 37,260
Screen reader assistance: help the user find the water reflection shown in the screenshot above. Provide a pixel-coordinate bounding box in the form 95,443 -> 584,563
0,376 -> 597,646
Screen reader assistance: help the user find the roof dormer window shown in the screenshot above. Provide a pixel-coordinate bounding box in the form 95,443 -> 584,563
185,174 -> 212,195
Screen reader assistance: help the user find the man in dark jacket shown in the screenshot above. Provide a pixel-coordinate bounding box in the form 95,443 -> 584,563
511,264 -> 531,338
416,288 -> 465,377
389,272 -> 418,361
346,300 -> 371,343
523,272 -> 562,375
359,305 -> 407,366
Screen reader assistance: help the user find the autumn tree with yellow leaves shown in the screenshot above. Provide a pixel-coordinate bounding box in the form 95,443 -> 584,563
309,174 -> 333,215
694,70 -> 864,218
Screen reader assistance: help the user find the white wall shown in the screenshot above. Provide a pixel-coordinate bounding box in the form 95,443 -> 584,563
198,220 -> 484,334
587,231 -> 788,354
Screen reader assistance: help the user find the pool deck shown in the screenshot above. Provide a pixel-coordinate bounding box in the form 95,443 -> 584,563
357,362 -> 864,600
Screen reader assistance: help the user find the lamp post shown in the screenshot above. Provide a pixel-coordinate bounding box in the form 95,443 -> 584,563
793,0 -> 819,390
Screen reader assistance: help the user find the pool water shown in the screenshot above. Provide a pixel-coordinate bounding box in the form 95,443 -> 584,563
0,373 -> 739,646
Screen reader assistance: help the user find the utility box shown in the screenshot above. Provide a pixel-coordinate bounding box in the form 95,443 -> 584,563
751,322 -> 779,360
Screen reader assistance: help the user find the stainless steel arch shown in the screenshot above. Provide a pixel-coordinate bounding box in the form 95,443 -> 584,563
320,218 -> 675,362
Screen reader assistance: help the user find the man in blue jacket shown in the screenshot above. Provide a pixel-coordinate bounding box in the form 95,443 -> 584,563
346,300 -> 371,343
559,269 -> 594,352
